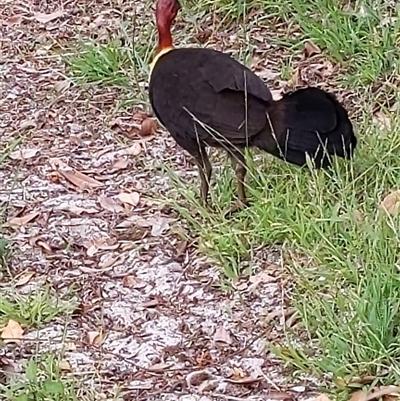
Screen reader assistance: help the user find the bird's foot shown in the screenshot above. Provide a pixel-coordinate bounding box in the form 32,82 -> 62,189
223,199 -> 248,217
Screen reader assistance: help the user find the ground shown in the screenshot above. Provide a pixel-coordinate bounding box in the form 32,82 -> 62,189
1,1 -> 400,401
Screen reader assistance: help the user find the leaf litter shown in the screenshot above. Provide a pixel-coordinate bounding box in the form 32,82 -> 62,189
0,0 -> 363,400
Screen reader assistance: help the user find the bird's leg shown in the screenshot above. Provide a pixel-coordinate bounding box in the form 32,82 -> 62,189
225,150 -> 248,215
194,148 -> 212,208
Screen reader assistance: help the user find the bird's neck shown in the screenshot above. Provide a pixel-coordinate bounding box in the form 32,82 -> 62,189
157,22 -> 173,53
149,21 -> 174,74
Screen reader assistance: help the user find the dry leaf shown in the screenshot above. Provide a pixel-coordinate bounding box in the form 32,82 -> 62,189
98,255 -> 118,269
111,158 -> 129,172
126,143 -> 141,156
304,40 -> 321,58
186,371 -> 214,388
350,391 -> 368,401
1,320 -> 24,344
59,360 -> 72,371
225,376 -> 262,385
140,118 -> 158,136
133,111 -> 148,121
86,244 -> 99,257
314,395 -> 332,401
98,195 -> 124,213
151,217 -> 170,236
123,275 -> 146,288
15,271 -> 35,287
141,299 -> 159,308
9,148 -> 40,160
29,236 -> 53,253
65,342 -> 76,351
289,67 -> 303,87
34,10 -> 64,23
8,211 -> 40,226
213,325 -> 232,344
5,15 -> 23,26
58,169 -> 103,190
118,192 -> 140,207
54,80 -> 71,93
86,331 -> 103,347
373,111 -> 391,130
270,89 -> 283,100
366,386 -> 400,401
148,362 -> 171,372
19,119 -> 37,130
379,190 -> 400,216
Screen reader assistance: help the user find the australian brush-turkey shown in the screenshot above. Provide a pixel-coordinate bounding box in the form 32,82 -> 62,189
148,0 -> 357,212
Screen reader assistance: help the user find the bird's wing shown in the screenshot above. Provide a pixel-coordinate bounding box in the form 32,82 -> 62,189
149,48 -> 272,147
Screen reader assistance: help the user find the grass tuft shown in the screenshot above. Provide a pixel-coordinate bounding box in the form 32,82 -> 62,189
1,354 -> 78,401
166,103 -> 400,392
0,286 -> 77,327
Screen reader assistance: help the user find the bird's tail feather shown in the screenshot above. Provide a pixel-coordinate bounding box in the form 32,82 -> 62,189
253,87 -> 357,169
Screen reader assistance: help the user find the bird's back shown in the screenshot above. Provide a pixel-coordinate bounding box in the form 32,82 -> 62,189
149,48 -> 272,149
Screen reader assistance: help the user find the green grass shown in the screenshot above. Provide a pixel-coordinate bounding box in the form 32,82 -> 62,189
0,286 -> 77,327
1,355 -> 79,401
166,100 -> 400,396
65,0 -> 400,98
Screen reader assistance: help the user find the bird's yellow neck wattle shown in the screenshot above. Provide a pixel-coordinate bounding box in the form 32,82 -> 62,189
149,46 -> 174,75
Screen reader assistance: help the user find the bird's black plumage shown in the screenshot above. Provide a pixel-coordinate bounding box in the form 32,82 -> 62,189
253,87 -> 357,168
150,48 -> 273,150
149,47 -> 357,209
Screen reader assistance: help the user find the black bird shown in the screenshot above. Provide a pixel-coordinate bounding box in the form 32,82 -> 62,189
148,0 -> 357,212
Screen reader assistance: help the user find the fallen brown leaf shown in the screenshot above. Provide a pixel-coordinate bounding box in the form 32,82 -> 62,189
98,195 -> 124,213
8,211 -> 40,226
15,271 -> 35,287
151,217 -> 170,236
314,395 -> 332,401
148,362 -> 171,372
213,325 -> 232,345
54,80 -> 71,93
270,89 -> 283,100
58,168 -> 103,190
141,299 -> 159,308
140,118 -> 158,136
118,192 -> 140,207
123,275 -> 146,288
59,360 -> 72,372
225,376 -> 262,385
126,143 -> 141,156
5,15 -> 23,26
350,391 -> 367,401
29,236 -> 53,253
86,331 -> 103,347
9,148 -> 41,160
1,320 -> 24,344
366,386 -> 400,401
289,67 -> 303,87
33,10 -> 64,23
379,190 -> 400,216
373,111 -> 392,130
111,158 -> 129,172
304,40 -> 322,58
98,255 -> 119,269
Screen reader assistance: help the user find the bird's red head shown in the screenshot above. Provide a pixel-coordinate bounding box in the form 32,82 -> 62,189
155,0 -> 181,52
